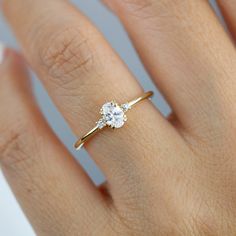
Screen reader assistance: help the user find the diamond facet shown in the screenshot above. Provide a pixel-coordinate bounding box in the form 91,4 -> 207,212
101,102 -> 125,128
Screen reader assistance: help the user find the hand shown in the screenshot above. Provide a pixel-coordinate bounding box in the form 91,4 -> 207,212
1,0 -> 236,235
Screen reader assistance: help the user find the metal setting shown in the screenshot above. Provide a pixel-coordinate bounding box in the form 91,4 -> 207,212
74,91 -> 153,150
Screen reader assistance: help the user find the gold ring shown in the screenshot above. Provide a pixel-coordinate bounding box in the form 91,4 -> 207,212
74,91 -> 154,150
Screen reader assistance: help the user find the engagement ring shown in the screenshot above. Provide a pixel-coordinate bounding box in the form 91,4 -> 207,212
74,91 -> 153,150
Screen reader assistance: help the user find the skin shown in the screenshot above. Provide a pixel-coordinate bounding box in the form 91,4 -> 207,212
0,0 -> 236,235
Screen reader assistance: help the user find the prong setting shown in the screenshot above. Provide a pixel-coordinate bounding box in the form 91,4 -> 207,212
121,103 -> 131,112
98,101 -> 130,129
74,91 -> 153,150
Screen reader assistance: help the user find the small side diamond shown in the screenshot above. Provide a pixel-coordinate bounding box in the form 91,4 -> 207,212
97,119 -> 106,129
121,103 -> 131,112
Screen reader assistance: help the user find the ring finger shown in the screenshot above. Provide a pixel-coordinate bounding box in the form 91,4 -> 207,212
1,0 -> 183,202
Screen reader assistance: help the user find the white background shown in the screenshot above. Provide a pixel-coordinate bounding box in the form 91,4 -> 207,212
0,0 -> 222,235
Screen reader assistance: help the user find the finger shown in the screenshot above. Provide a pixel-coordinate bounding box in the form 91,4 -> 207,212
0,47 -> 109,235
217,0 -> 236,40
2,0 -> 184,200
103,0 -> 236,138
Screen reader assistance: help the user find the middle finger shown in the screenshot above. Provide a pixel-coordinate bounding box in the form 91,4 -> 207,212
104,0 -> 236,139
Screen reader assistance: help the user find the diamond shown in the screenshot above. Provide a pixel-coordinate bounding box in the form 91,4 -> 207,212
101,102 -> 126,128
97,119 -> 106,129
121,103 -> 131,112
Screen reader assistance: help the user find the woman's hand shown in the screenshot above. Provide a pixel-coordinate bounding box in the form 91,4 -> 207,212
1,0 -> 236,235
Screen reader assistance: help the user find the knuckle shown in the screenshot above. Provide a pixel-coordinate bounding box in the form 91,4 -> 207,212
0,119 -> 37,172
40,27 -> 95,87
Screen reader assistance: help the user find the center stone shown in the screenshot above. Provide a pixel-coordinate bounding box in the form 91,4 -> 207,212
101,102 -> 126,128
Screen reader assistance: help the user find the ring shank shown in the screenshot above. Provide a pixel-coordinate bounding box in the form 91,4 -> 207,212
128,91 -> 153,108
74,126 -> 100,150
74,91 -> 153,150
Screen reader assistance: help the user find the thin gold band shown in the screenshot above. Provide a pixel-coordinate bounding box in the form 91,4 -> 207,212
74,91 -> 153,150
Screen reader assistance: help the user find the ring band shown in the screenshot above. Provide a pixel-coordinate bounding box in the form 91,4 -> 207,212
74,91 -> 154,150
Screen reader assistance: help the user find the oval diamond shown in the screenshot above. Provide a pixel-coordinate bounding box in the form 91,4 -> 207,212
101,102 -> 125,128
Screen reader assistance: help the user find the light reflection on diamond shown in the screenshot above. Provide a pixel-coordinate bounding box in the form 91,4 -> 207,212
101,102 -> 125,128
121,103 -> 131,112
